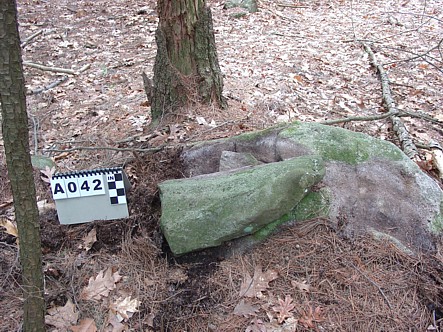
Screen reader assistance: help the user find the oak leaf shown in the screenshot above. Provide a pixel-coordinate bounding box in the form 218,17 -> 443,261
245,317 -> 267,332
45,298 -> 79,329
233,299 -> 259,317
82,228 -> 97,251
110,296 -> 140,321
272,295 -> 296,324
291,280 -> 310,293
240,265 -> 278,298
299,305 -> 324,329
70,318 -> 97,332
0,217 -> 18,237
104,312 -> 127,332
37,199 -> 56,214
80,268 -> 122,301
263,317 -> 298,332
40,166 -> 56,184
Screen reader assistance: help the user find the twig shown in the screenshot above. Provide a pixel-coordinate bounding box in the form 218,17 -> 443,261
362,42 -> 419,160
381,41 -> 443,74
23,62 -> 90,75
321,108 -> 442,127
421,0 -> 428,24
320,111 -> 396,125
21,30 -> 43,47
271,32 -> 317,41
385,11 -> 443,24
27,76 -> 69,95
23,62 -> 77,75
265,8 -> 294,21
276,3 -> 308,8
399,109 -> 443,126
29,114 -> 39,155
348,262 -> 393,310
43,145 -> 166,154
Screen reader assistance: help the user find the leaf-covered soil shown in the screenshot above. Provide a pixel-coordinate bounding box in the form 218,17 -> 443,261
1,0 -> 443,331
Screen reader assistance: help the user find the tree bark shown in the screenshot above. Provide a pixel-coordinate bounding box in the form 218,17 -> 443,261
0,1 -> 46,331
151,0 -> 226,120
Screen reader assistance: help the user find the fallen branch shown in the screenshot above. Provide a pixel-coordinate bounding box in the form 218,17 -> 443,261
381,40 -> 443,74
265,8 -> 294,22
320,111 -> 396,125
362,42 -> 419,160
21,29 -> 43,47
321,109 -> 443,127
43,145 -> 165,154
399,109 -> 443,126
27,76 -> 69,95
277,3 -> 308,8
23,62 -> 90,75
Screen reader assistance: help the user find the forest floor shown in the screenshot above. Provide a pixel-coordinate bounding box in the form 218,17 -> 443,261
1,0 -> 443,331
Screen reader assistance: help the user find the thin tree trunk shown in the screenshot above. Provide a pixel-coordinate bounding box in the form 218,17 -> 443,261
151,0 -> 226,120
0,1 -> 46,331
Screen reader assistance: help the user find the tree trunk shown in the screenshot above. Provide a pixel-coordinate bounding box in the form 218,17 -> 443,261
151,0 -> 226,120
0,1 -> 46,331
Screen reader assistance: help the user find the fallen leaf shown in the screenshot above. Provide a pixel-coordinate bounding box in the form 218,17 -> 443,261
104,312 -> 127,332
82,228 -> 97,251
196,116 -> 208,125
233,299 -> 259,317
110,296 -> 140,321
299,305 -> 324,329
262,317 -> 298,332
146,312 -> 155,328
278,317 -> 298,331
149,131 -> 168,146
37,199 -> 56,214
431,147 -> 443,179
70,318 -> 97,332
245,317 -> 267,332
272,295 -> 295,324
293,75 -> 304,82
40,166 -> 56,184
240,265 -> 278,298
80,268 -> 122,301
54,152 -> 71,161
0,199 -> 13,209
291,280 -> 310,293
0,217 -> 18,237
45,298 -> 79,329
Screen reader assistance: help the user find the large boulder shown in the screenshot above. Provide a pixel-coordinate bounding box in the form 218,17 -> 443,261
159,155 -> 325,255
176,122 -> 443,254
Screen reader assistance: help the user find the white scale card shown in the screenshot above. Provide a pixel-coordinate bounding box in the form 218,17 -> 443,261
51,174 -> 106,199
51,168 -> 130,224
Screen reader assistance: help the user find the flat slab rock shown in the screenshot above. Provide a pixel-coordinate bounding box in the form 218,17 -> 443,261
172,122 -> 443,255
159,155 -> 324,255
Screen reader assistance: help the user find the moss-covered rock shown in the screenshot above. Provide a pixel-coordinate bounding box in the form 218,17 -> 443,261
277,122 -> 408,164
159,155 -> 325,255
175,122 -> 443,254
224,0 -> 258,13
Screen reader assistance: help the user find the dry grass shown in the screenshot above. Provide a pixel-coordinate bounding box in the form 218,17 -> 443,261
2,148 -> 443,331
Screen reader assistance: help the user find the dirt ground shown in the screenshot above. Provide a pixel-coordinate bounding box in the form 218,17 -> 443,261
1,0 -> 443,331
